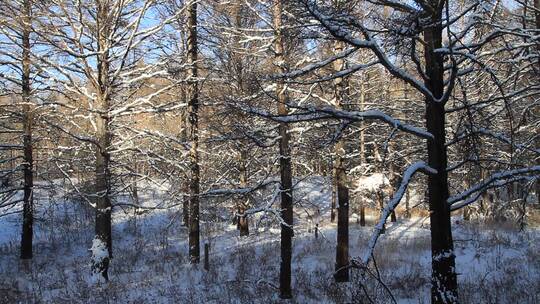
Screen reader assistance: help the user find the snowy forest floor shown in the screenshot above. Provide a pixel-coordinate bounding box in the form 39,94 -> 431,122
0,178 -> 539,303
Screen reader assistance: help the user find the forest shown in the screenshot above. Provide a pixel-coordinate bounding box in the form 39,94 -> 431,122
0,0 -> 539,303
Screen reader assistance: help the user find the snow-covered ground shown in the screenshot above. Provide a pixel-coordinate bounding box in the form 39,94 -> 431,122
0,178 -> 539,303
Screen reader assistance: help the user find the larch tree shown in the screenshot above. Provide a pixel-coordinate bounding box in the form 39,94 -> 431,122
535,0 -> 540,206
20,0 -> 34,262
332,36 -> 350,284
35,0 -> 184,280
273,0 -> 294,298
265,0 -> 540,302
186,0 -> 201,264
0,0 -> 537,302
0,0 -> 39,262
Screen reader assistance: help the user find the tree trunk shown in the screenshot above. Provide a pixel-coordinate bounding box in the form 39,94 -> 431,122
358,78 -> 367,228
424,14 -> 458,303
131,163 -> 139,206
534,0 -> 540,205
238,151 -> 249,236
333,40 -> 349,283
181,90 -> 189,227
378,190 -> 386,234
391,210 -> 397,222
462,176 -> 471,221
92,2 -> 113,280
480,168 -> 490,216
204,243 -> 210,271
359,206 -> 366,226
405,188 -> 411,219
182,174 -> 189,226
334,144 -> 349,282
358,75 -> 368,228
20,0 -> 33,261
233,4 -> 249,237
274,0 -> 294,298
95,104 -> 112,256
331,163 -> 336,222
359,80 -> 366,165
187,0 -> 200,264
389,154 -> 397,223
131,163 -> 139,231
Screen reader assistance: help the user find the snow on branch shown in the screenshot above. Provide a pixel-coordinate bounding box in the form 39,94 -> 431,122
448,166 -> 540,211
302,0 -> 443,102
447,127 -> 540,155
285,61 -> 380,85
353,161 -> 437,265
364,0 -> 419,13
274,47 -> 359,79
244,183 -> 292,229
201,178 -> 280,197
240,102 -> 433,140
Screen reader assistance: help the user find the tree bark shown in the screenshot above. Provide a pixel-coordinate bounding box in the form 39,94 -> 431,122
182,182 -> 189,227
333,40 -> 349,283
423,12 -> 458,303
389,152 -> 397,223
360,205 -> 366,226
181,91 -> 189,227
187,0 -> 200,264
334,143 -> 349,282
20,0 -> 33,261
331,163 -> 336,222
378,190 -> 386,234
359,80 -> 366,165
405,188 -> 411,219
92,2 -> 113,280
274,0 -> 294,298
238,150 -> 249,236
463,175 -> 472,221
204,243 -> 210,271
534,0 -> 540,205
359,77 -> 367,227
131,163 -> 139,206
480,168 -> 490,216
233,4 -> 249,237
95,103 -> 112,253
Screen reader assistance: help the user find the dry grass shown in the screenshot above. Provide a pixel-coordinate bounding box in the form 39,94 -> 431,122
1,204 -> 538,303
527,207 -> 540,227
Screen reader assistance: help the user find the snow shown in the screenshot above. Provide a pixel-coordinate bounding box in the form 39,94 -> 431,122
449,165 -> 540,211
353,173 -> 390,193
244,104 -> 433,140
90,237 -> 109,282
0,178 -> 538,303
360,161 -> 437,264
90,238 -> 108,264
